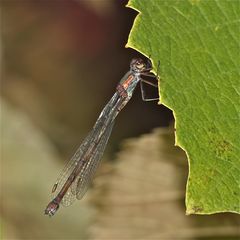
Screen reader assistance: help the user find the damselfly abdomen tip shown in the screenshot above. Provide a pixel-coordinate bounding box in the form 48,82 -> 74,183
45,199 -> 59,217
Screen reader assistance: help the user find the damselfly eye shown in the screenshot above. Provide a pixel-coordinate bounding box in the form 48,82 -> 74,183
130,58 -> 147,72
136,62 -> 144,69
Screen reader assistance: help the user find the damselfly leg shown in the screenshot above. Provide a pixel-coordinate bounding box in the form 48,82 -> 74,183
140,60 -> 160,101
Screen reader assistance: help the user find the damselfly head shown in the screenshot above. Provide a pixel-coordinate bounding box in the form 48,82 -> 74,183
130,58 -> 151,73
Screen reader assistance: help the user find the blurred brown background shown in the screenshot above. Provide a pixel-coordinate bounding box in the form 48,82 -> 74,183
1,0 -> 172,158
1,1 -> 239,240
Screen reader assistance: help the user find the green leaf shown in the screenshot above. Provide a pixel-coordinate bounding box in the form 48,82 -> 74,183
126,0 -> 240,214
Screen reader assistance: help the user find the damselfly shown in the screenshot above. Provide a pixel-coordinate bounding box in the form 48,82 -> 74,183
45,58 -> 159,216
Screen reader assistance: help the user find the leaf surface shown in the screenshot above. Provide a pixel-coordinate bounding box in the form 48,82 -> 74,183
127,0 -> 240,214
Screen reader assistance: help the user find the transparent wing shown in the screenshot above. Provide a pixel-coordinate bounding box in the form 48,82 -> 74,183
76,121 -> 115,200
49,93 -> 120,206
50,93 -> 119,207
51,128 -> 95,207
